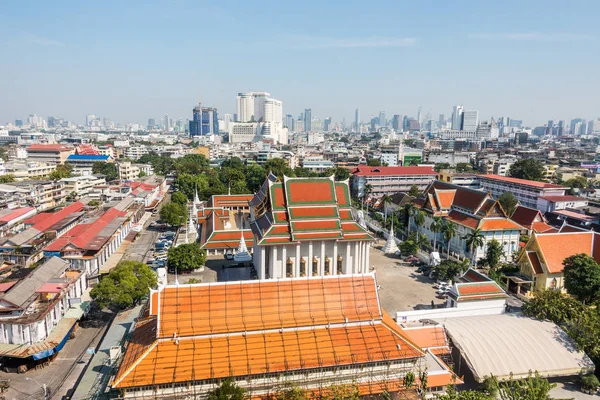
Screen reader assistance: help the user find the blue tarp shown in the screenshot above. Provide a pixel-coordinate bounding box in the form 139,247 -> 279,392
32,323 -> 75,360
67,155 -> 109,161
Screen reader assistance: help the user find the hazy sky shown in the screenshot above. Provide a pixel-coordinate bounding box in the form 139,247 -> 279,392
1,0 -> 599,126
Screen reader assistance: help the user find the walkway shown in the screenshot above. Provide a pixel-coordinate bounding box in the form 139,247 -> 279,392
69,304 -> 143,400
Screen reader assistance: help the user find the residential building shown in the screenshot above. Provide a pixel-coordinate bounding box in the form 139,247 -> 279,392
112,274 -> 457,399
118,162 -> 141,181
0,257 -> 88,368
477,174 -> 568,209
4,161 -> 56,181
124,146 -> 150,160
301,157 -> 335,172
436,171 -> 480,190
249,175 -> 373,279
412,181 -> 524,260
0,180 -> 66,211
66,154 -> 111,176
0,207 -> 37,237
61,175 -> 106,198
537,195 -> 588,213
351,165 -> 437,198
26,144 -> 73,164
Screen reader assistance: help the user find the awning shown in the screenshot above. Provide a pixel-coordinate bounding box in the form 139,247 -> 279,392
506,275 -> 533,284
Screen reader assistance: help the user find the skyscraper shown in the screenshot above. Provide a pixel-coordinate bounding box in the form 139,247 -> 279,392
304,109 -> 312,132
85,114 -> 96,127
378,111 -> 386,128
451,106 -> 463,130
392,114 -> 402,131
417,106 -> 423,126
438,114 -> 445,129
147,118 -> 156,129
354,108 -> 360,132
236,92 -> 256,122
189,103 -> 218,137
461,110 -> 479,131
164,114 -> 171,132
324,117 -> 332,132
284,114 -> 293,129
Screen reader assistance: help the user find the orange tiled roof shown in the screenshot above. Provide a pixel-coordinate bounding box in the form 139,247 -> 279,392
285,178 -> 337,205
435,191 -> 455,209
210,194 -> 253,208
400,326 -> 449,353
531,221 -> 555,233
534,232 -> 596,274
446,210 -> 479,229
527,251 -> 543,274
478,218 -> 524,231
114,275 -> 427,389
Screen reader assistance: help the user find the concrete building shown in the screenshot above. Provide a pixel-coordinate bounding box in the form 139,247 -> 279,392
351,165 -> 437,198
124,146 -> 150,160
61,175 -> 106,198
478,174 -> 568,210
249,175 -> 373,279
26,144 -> 73,164
451,105 -> 463,130
4,161 -> 56,181
118,162 -> 141,181
0,180 -> 66,211
461,110 -> 479,132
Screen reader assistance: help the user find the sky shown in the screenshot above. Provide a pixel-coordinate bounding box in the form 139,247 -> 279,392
1,0 -> 599,127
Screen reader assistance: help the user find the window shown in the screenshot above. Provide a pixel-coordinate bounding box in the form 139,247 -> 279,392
300,258 -> 306,276
324,258 -> 331,275
337,256 -> 343,274
312,257 -> 319,276
286,258 -> 294,277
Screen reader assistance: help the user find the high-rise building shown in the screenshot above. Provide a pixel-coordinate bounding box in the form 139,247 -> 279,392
189,103 -> 218,137
304,109 -> 312,132
379,111 -> 386,128
236,93 -> 255,122
417,106 -> 423,126
148,118 -> 156,129
85,114 -> 96,127
461,110 -> 479,131
451,106 -> 463,130
164,114 -> 171,132
284,114 -> 293,129
324,117 -> 332,132
354,109 -> 360,132
252,92 -> 270,122
438,114 -> 445,129
15,120 -> 23,127
392,114 -> 402,131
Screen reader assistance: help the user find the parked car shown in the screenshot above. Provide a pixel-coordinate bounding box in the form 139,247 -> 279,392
225,251 -> 234,260
405,256 -> 419,263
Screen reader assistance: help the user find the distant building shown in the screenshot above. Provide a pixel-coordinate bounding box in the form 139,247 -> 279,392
26,144 -> 73,164
451,105 -> 463,130
354,108 -> 360,131
379,111 -> 386,128
478,174 -> 568,209
351,165 -> 437,197
304,108 -> 312,131
189,103 -> 218,136
461,110 -> 479,132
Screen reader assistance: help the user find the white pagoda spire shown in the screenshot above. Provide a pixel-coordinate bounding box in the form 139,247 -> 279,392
382,220 -> 399,255
187,207 -> 197,236
234,229 -> 252,263
237,231 -> 248,254
194,185 -> 200,205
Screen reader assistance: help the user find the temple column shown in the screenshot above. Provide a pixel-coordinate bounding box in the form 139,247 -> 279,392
259,247 -> 266,279
281,246 -> 287,277
354,241 -> 360,274
308,242 -> 313,276
320,242 -> 325,276
271,246 -> 278,279
295,244 -> 301,277
332,242 -> 338,276
366,242 -> 371,272
345,242 -> 351,274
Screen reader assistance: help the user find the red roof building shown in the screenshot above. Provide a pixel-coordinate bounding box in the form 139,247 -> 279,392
413,181 -> 525,262
111,274 -> 458,399
26,144 -> 73,164
351,165 -> 437,198
477,174 -> 568,210
510,205 -> 556,234
250,175 -> 373,279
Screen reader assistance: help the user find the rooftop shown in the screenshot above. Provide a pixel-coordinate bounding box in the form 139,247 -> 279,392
352,165 -> 436,177
478,174 -> 566,189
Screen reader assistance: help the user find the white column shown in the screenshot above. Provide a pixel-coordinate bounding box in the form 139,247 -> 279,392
354,241 -> 360,274
259,247 -> 266,279
281,246 -> 287,277
308,242 -> 313,276
332,242 -> 338,276
362,242 -> 367,273
366,242 -> 371,272
272,246 -> 278,279
295,244 -> 301,277
320,242 -> 325,276
345,242 -> 351,274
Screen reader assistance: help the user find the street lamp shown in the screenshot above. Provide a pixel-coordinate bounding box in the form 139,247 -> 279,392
25,377 -> 47,399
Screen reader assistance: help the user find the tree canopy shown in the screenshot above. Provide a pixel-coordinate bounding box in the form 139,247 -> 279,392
366,158 -> 382,167
563,253 -> 600,304
171,191 -> 188,206
207,378 -> 247,400
508,159 -> 545,182
90,261 -> 156,309
498,192 -> 518,216
0,174 -> 16,183
433,260 -> 468,282
485,239 -> 504,270
159,202 -> 188,226
92,162 -> 118,181
49,163 -> 74,180
168,243 -> 206,272
408,184 -> 421,197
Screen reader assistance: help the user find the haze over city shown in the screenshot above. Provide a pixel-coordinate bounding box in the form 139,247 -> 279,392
1,0 -> 599,125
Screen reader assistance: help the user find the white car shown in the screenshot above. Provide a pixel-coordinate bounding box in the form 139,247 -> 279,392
225,251 -> 234,260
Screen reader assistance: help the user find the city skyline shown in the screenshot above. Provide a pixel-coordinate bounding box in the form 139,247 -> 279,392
1,1 -> 599,125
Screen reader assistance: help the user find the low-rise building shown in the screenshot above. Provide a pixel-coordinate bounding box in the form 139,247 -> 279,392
66,154 -> 111,175
118,162 -> 140,181
4,161 -> 57,181
0,207 -> 37,237
0,180 -> 66,211
26,144 -> 73,164
61,175 -> 106,198
478,174 -> 568,210
538,195 -> 588,213
351,165 -> 437,198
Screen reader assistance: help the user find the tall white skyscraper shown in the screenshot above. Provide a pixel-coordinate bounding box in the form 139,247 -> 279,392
236,93 -> 256,122
451,105 -> 464,130
354,108 -> 360,132
232,92 -> 286,143
379,111 -> 386,127
462,110 -> 479,131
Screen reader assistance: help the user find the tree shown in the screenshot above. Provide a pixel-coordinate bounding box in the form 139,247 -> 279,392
90,261 -> 157,310
522,289 -> 586,326
207,378 -> 247,400
563,253 -> 600,304
159,202 -> 188,226
324,167 -> 350,181
430,217 -> 444,251
171,191 -> 188,206
92,162 -> 118,181
408,185 -> 421,197
175,154 -> 210,175
404,203 -> 416,235
498,192 -> 518,216
434,162 -> 452,172
485,239 -> 504,270
413,210 -> 426,232
49,163 -> 74,180
456,162 -> 474,173
264,158 -> 294,179
246,164 -> 267,192
508,159 -> 545,182
436,386 -> 493,400
186,278 -> 202,284
168,243 -> 206,272
88,200 -> 100,207
404,371 -> 415,390
463,228 -> 485,265
0,174 -> 15,183
443,221 -> 458,257
175,173 -> 209,200
138,171 -> 147,178
433,260 -> 468,282
366,158 -> 382,166
381,194 -> 393,222
497,371 -> 556,400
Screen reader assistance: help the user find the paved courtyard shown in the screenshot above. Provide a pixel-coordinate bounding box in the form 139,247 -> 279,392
369,240 -> 441,315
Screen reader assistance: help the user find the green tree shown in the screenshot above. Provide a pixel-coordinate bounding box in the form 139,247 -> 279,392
171,191 -> 188,206
497,371 -> 556,400
381,194 -> 393,222
88,200 -> 100,207
323,167 -> 350,181
430,216 -> 444,251
186,278 -> 202,284
508,159 -> 545,182
49,163 -> 74,180
92,162 -> 118,181
404,371 -> 415,390
207,378 -> 247,400
408,184 -> 422,197
436,386 -> 493,400
175,173 -> 209,200
562,176 -> 587,195
463,228 -> 485,266
138,152 -> 174,175
442,221 -> 458,257
220,156 -> 245,170
498,192 -> 518,216
403,203 -> 416,235
522,289 -> 586,326
293,167 -> 318,178
485,239 -> 504,270
159,202 -> 188,226
90,261 -> 157,310
263,158 -> 294,179
245,164 -> 267,192
366,158 -> 382,166
563,253 -> 600,304
175,154 -> 210,175
413,210 -> 426,232
456,162 -> 474,173
168,243 -> 206,272
138,171 -> 147,178
0,174 -> 16,183
434,162 -> 452,172
433,260 -> 468,282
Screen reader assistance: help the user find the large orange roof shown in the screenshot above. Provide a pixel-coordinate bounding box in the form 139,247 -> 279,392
535,232 -> 596,274
478,218 -> 523,231
285,178 -> 337,205
114,275 -> 429,390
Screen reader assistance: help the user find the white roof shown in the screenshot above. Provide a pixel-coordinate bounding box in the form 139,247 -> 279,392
439,313 -> 594,382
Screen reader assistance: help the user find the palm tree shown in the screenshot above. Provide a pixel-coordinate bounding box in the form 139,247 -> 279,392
403,203 -> 416,236
442,221 -> 458,257
462,228 -> 485,266
429,217 -> 444,251
381,194 -> 393,223
413,210 -> 426,233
